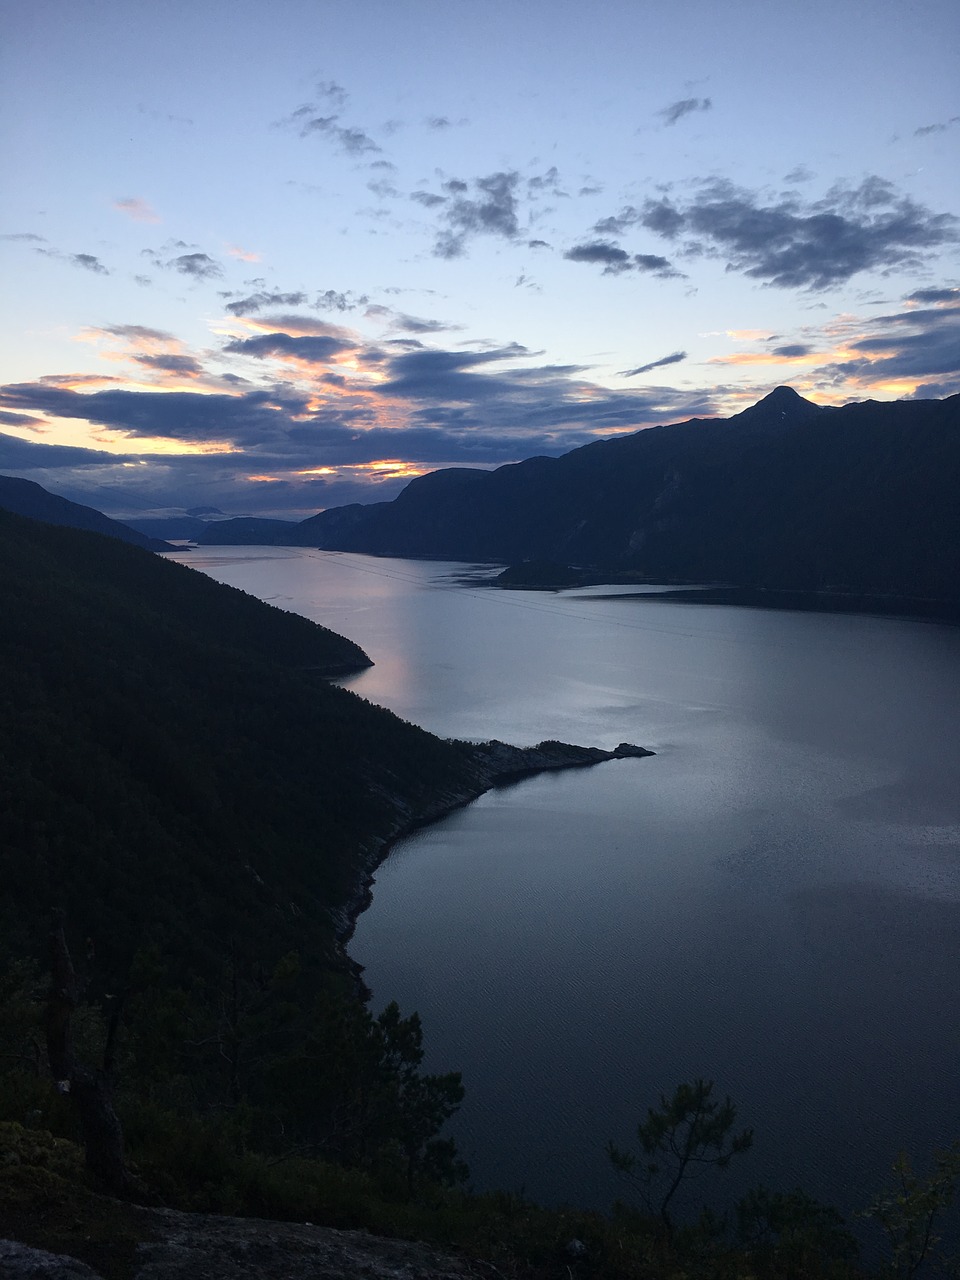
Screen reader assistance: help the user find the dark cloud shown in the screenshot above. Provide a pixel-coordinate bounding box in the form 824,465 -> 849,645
620,351 -> 687,377
637,176 -> 958,289
411,191 -> 447,208
820,290 -> 960,389
225,290 -> 309,316
72,253 -> 109,274
564,241 -> 633,273
528,239 -> 550,249
770,344 -> 813,357
634,253 -> 678,275
223,333 -> 355,362
433,171 -> 521,258
133,353 -> 204,375
0,430 -> 127,469
0,383 -> 312,448
0,411 -> 43,426
564,241 -> 679,278
1,231 -> 46,242
657,97 -> 712,126
368,177 -> 399,198
784,166 -> 815,184
169,252 -> 222,280
426,116 -> 451,129
906,287 -> 959,304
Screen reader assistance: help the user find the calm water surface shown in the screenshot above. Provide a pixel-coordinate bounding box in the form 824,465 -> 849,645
174,547 -> 960,1221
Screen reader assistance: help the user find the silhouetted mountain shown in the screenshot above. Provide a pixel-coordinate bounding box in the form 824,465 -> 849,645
293,389 -> 960,607
0,474 -> 173,551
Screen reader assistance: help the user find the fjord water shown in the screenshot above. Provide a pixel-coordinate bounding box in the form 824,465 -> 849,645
175,547 -> 960,1219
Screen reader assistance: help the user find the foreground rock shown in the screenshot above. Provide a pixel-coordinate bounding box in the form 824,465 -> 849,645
0,1238 -> 106,1279
2,1207 -> 483,1279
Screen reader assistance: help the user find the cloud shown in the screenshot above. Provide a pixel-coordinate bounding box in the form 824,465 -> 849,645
1,231 -> 46,242
593,207 -> 641,236
914,116 -> 960,136
432,171 -> 521,257
564,240 -> 680,278
36,247 -> 110,274
224,289 -> 309,316
564,240 -> 633,273
316,288 -> 367,311
364,305 -> 459,333
226,244 -> 260,262
1,337 -> 714,471
367,177 -> 399,198
411,190 -> 447,208
769,344 -> 814,358
113,197 -> 160,223
223,332 -> 356,363
295,112 -> 380,155
169,252 -> 222,280
620,351 -> 687,377
71,253 -> 109,274
637,176 -> 958,289
133,353 -> 204,375
657,97 -> 712,126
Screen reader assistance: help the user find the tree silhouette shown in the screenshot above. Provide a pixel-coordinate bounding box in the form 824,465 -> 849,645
608,1078 -> 753,1231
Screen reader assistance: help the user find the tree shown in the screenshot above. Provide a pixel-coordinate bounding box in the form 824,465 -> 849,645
44,913 -> 137,1196
863,1145 -> 960,1280
607,1078 -> 753,1232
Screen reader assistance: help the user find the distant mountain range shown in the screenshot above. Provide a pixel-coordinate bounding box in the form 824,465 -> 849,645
0,475 -> 172,551
4,388 -> 958,612
199,387 -> 960,610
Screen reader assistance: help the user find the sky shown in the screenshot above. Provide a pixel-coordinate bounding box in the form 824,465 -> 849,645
1,0 -> 958,521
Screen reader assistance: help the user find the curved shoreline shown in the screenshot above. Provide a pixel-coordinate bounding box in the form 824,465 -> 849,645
333,738 -> 654,986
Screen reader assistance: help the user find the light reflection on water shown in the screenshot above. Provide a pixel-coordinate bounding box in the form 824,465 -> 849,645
172,547 -> 960,1223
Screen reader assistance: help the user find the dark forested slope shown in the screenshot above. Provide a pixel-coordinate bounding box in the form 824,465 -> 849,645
0,475 -> 172,552
0,510 -> 482,981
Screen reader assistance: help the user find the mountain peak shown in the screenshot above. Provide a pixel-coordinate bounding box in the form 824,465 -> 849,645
733,385 -> 821,426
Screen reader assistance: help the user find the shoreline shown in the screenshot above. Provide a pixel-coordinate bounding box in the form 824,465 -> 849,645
333,739 -> 654,990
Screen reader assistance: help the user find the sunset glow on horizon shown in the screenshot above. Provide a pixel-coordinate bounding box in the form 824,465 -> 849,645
2,0 -> 957,520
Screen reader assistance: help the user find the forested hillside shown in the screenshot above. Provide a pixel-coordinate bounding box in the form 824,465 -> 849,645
0,508 -> 482,981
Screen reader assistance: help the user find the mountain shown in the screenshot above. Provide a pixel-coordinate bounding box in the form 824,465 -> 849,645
290,388 -> 960,607
0,475 -> 173,550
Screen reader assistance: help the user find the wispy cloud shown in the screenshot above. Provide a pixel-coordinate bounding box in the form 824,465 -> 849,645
113,196 -> 160,223
657,96 -> 712,126
620,351 -> 688,377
